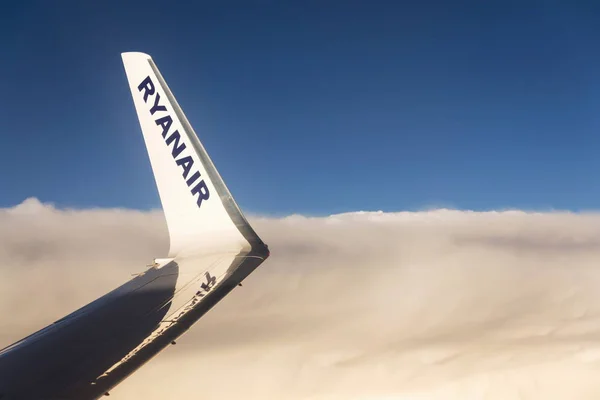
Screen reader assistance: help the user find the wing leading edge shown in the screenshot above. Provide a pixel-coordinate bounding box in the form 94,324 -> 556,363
0,53 -> 269,400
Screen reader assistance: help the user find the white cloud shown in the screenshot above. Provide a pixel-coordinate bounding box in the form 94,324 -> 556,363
1,199 -> 600,399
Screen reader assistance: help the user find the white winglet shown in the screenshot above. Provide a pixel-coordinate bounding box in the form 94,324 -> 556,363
121,52 -> 265,258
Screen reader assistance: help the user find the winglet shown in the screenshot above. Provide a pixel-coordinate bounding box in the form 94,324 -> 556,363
121,52 -> 267,258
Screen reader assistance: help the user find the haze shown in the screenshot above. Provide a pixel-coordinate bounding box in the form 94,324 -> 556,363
2,198 -> 600,399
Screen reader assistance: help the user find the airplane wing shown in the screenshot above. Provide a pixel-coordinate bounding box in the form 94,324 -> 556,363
0,52 -> 269,400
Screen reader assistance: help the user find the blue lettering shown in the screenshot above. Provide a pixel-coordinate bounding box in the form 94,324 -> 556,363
155,116 -> 173,138
138,76 -> 210,208
165,130 -> 186,158
150,92 -> 167,115
137,76 -> 155,102
186,171 -> 200,186
176,156 -> 194,179
191,180 -> 210,207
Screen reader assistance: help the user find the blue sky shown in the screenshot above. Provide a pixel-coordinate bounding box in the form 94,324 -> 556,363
1,1 -> 600,215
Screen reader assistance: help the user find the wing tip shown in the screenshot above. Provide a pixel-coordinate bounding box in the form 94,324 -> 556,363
121,52 -> 152,63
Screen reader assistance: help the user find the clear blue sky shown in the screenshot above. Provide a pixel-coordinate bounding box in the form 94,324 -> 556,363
1,1 -> 600,215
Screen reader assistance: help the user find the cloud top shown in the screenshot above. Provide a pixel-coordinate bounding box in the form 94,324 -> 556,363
1,199 -> 600,399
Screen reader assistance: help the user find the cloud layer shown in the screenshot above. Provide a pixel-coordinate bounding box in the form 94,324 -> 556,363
2,199 -> 600,399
